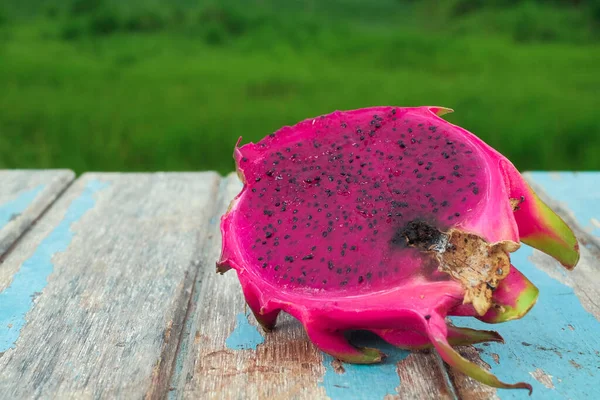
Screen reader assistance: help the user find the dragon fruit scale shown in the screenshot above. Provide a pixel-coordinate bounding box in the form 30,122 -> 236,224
217,106 -> 579,392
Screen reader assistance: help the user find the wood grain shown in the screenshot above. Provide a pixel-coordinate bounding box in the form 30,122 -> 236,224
170,173 -> 457,400
0,169 -> 74,261
0,172 -> 221,399
2,170 -> 596,399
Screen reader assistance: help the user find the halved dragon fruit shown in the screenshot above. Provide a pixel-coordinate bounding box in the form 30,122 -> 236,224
217,106 -> 579,392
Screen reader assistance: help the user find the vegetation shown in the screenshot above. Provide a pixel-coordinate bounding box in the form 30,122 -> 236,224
0,0 -> 599,174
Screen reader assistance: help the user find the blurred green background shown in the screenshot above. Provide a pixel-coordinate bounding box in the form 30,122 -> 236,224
1,0 -> 599,174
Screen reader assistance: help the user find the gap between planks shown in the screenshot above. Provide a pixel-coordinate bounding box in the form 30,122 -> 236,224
0,170 -> 75,263
0,172 -> 223,399
3,171 -> 595,399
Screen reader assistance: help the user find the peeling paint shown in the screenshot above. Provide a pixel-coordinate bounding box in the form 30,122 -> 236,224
0,181 -> 108,352
0,185 -> 44,229
452,244 -> 600,399
530,368 -> 554,389
491,353 -> 500,364
320,332 -> 409,400
225,312 -> 264,350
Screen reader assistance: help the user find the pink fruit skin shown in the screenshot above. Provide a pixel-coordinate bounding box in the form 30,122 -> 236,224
217,106 -> 579,393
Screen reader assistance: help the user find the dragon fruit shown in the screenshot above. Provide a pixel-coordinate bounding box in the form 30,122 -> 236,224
217,106 -> 579,392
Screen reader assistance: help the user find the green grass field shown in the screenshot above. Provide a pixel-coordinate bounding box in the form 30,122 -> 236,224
1,1 -> 599,174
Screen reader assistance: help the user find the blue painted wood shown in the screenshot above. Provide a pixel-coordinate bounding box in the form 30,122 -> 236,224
0,180 -> 108,352
526,172 -> 600,238
320,334 -> 410,400
452,244 -> 600,399
0,186 -> 44,229
451,171 -> 600,399
225,311 -> 265,350
0,170 -> 74,257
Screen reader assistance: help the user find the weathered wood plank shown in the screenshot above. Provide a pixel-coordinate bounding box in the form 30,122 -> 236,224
0,169 -> 74,260
0,172 -> 221,399
170,173 -> 458,400
450,172 -> 600,400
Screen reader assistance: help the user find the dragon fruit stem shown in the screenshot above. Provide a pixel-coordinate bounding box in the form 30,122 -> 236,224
428,317 -> 533,394
373,324 -> 503,350
446,325 -> 504,346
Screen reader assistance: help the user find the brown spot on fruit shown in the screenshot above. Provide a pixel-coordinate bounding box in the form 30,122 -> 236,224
436,230 -> 517,315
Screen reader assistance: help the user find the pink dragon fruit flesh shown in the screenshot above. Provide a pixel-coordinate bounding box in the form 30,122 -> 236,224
217,106 -> 579,393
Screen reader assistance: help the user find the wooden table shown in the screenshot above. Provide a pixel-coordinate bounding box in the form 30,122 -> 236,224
0,170 -> 598,399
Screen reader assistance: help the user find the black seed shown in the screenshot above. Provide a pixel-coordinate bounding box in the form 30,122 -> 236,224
424,314 -> 431,320
265,232 -> 273,238
303,254 -> 314,260
441,201 -> 449,207
358,276 -> 364,283
322,231 -> 328,238
473,187 -> 479,195
455,212 -> 460,217
262,263 -> 267,268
